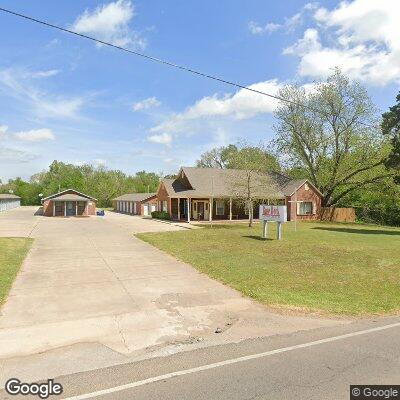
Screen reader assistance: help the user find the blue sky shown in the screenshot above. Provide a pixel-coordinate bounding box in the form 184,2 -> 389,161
0,0 -> 399,181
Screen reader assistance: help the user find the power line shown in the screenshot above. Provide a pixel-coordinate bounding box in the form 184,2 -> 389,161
0,6 -> 379,129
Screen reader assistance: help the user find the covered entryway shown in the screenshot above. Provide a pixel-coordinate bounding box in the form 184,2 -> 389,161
41,189 -> 97,217
192,200 -> 209,221
66,201 -> 76,216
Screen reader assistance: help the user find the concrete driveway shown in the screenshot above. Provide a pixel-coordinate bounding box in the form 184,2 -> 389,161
0,207 -> 344,383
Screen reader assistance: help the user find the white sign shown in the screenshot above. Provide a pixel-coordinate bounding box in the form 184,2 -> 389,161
259,205 -> 287,222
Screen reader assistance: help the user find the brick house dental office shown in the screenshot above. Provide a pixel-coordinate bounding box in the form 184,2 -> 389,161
41,189 -> 97,217
155,167 -> 322,222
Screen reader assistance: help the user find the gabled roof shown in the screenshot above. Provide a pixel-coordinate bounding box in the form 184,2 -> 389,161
160,167 -> 322,199
113,193 -> 156,202
51,194 -> 92,201
162,167 -> 283,199
42,189 -> 97,202
0,193 -> 20,199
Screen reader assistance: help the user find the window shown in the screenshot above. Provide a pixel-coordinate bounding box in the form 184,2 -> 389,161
162,201 -> 168,212
298,201 -> 313,215
216,200 -> 225,216
304,183 -> 309,191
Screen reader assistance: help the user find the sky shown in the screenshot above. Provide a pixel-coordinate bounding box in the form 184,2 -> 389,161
0,0 -> 399,181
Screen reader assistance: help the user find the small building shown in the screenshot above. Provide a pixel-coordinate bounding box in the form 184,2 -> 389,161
155,167 -> 322,222
41,189 -> 97,217
113,193 -> 157,216
0,193 -> 21,212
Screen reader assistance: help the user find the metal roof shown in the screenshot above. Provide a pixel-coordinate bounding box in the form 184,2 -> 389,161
0,193 -> 20,199
113,193 -> 156,202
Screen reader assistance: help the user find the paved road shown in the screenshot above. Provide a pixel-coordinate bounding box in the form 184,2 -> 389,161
2,318 -> 399,400
0,207 -> 342,386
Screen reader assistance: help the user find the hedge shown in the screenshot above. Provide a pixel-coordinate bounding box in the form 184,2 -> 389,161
151,211 -> 171,220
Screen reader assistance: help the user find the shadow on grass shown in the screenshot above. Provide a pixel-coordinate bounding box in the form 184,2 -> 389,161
243,235 -> 273,241
312,227 -> 400,236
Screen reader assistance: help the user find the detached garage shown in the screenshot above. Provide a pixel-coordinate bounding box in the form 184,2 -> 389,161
42,189 -> 97,217
113,193 -> 157,216
0,193 -> 21,212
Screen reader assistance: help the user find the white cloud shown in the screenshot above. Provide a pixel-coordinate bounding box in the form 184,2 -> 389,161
0,146 -> 39,163
14,128 -> 55,142
94,158 -> 106,166
249,3 -> 317,35
150,80 -> 282,136
147,132 -> 172,146
0,68 -> 85,120
132,97 -> 161,111
71,0 -> 146,49
0,125 -> 8,137
248,21 -> 281,35
31,69 -> 61,78
285,0 -> 400,85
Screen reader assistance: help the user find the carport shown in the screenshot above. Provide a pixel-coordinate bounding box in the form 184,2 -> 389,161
0,193 -> 21,212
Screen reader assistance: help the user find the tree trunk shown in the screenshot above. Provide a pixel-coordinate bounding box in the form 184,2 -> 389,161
248,200 -> 253,227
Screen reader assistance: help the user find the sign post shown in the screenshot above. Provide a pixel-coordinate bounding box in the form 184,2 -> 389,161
259,205 -> 287,240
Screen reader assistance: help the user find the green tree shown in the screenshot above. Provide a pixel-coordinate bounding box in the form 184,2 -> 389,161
196,144 -> 280,173
381,91 -> 400,175
2,161 -> 162,208
229,145 -> 282,227
274,69 -> 394,206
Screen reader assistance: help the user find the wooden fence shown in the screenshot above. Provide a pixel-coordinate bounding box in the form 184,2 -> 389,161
320,207 -> 356,223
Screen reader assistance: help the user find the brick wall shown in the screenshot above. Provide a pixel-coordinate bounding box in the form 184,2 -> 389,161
286,183 -> 321,221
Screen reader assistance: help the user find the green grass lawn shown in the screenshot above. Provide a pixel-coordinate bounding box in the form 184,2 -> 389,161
137,222 -> 400,316
0,238 -> 33,306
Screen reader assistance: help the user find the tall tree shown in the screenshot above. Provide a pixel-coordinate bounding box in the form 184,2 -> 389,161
229,146 -> 281,227
381,91 -> 400,176
196,144 -> 281,172
196,145 -> 238,168
274,69 -> 394,206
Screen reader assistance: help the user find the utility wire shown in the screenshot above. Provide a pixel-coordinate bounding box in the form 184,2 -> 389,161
0,6 -> 379,129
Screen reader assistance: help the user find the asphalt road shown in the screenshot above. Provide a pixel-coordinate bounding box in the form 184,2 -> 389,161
2,317 -> 399,400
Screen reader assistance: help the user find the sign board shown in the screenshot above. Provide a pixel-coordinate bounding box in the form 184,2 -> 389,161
259,205 -> 287,223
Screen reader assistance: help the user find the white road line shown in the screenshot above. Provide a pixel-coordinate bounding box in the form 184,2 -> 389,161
63,321 -> 400,400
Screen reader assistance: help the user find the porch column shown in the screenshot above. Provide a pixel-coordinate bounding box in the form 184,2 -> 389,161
187,198 -> 191,223
75,201 -> 78,216
209,198 -> 213,222
53,201 -> 55,217
229,197 -> 232,221
64,202 -> 66,217
177,198 -> 180,220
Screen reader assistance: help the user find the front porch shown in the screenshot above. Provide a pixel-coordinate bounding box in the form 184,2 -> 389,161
169,197 -> 284,222
52,200 -> 88,217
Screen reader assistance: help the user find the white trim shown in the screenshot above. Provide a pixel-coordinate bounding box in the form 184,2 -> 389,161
289,180 -> 322,197
62,322 -> 400,400
297,201 -> 314,216
42,189 -> 97,202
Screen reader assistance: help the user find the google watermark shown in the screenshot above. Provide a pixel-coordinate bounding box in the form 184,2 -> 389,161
351,385 -> 400,400
5,378 -> 63,399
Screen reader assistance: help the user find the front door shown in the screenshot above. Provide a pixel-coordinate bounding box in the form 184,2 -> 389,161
197,202 -> 205,220
66,201 -> 76,216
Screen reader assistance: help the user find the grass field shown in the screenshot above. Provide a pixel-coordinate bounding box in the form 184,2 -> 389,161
137,222 -> 400,316
0,238 -> 33,305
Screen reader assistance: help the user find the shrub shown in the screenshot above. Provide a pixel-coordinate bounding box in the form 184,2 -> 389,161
151,211 -> 171,220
